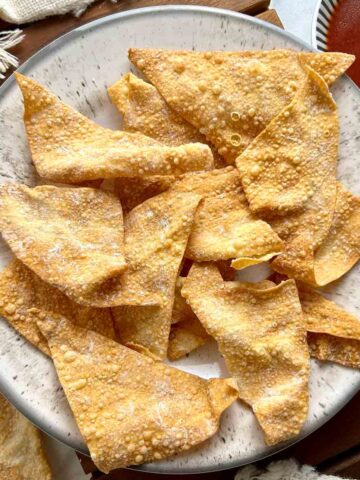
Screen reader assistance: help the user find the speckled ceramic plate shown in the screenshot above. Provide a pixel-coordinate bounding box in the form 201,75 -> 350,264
0,6 -> 360,474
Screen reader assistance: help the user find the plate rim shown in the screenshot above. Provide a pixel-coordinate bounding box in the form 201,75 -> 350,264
0,4 -> 360,474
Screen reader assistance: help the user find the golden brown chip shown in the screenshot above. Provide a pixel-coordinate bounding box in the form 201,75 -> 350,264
111,190 -> 201,358
236,67 -> 338,215
15,73 -> 213,183
0,259 -> 115,355
307,333 -> 360,369
109,73 -> 225,214
168,317 -> 209,361
0,183 -> 127,303
272,182 -> 360,286
38,315 -> 238,472
300,287 -> 360,368
169,168 -> 283,266
114,175 -> 174,214
129,48 -> 353,164
182,263 -> 310,446
0,394 -> 52,480
171,277 -> 197,325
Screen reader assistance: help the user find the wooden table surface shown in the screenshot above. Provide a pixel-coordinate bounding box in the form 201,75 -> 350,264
1,1 -> 360,478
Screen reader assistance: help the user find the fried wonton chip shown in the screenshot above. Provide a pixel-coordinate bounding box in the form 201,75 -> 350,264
0,395 -> 52,480
114,175 -> 174,214
15,73 -> 213,183
272,182 -> 360,286
111,190 -> 201,358
109,73 -> 225,214
38,315 -> 238,472
168,317 -> 209,361
182,263 -> 310,445
109,73 -> 225,166
300,288 -> 360,369
0,183 -> 127,303
129,48 -> 353,164
0,259 -> 115,355
169,167 -> 283,266
168,277 -> 209,360
236,67 -> 338,215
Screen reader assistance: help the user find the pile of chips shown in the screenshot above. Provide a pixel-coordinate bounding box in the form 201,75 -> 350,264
0,48 -> 359,473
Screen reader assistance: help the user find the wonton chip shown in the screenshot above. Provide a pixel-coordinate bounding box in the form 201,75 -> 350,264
168,317 -> 209,361
272,182 -> 360,286
182,263 -> 310,445
0,184 -> 127,303
38,316 -> 238,472
129,48 -> 352,164
236,67 -> 338,215
111,190 -> 201,358
15,73 -> 213,183
0,394 -> 52,480
168,277 -> 209,360
0,259 -> 115,355
169,168 -> 283,266
300,288 -> 360,369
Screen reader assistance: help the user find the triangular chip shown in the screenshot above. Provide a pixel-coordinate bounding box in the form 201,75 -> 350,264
129,48 -> 353,164
169,167 -> 283,266
182,263 -> 310,445
0,259 -> 115,355
0,184 -> 127,303
300,288 -> 360,369
272,182 -> 360,286
15,73 -> 213,183
0,394 -> 53,480
38,316 -> 238,472
111,190 -> 201,358
236,67 -> 338,215
109,73 -> 225,214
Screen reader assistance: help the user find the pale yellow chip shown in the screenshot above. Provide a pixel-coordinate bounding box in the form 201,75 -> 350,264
169,167 -> 283,266
0,394 -> 52,480
171,276 -> 197,325
0,259 -> 115,355
300,287 -> 360,368
38,315 -> 238,472
111,190 -> 201,358
15,73 -> 213,183
272,182 -> 360,286
129,48 -> 353,164
0,183 -> 127,303
182,263 -> 310,446
236,67 -> 338,215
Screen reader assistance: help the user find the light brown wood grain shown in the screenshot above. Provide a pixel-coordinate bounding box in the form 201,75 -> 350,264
256,8 -> 284,28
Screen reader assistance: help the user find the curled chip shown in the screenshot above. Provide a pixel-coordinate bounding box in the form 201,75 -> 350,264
0,183 -> 127,303
38,315 -> 238,472
272,182 -> 360,286
111,190 -> 201,359
0,259 -> 115,355
300,288 -> 360,369
182,263 -> 310,446
236,67 -> 338,215
169,167 -> 283,267
0,394 -> 53,480
15,73 -> 213,183
129,48 -> 353,163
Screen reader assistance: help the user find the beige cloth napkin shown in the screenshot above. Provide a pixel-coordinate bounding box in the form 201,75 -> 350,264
0,0 -> 102,23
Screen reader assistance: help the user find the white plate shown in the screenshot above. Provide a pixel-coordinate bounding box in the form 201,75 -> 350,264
0,6 -> 360,474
